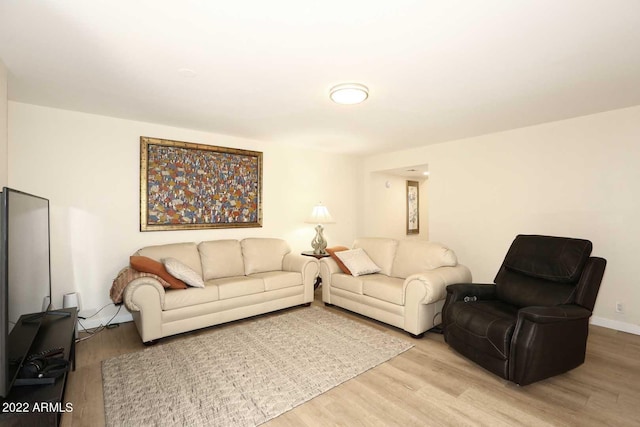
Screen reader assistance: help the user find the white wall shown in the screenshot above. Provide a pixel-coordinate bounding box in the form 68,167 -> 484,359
0,59 -> 7,187
359,172 -> 428,240
362,105 -> 640,334
8,102 -> 359,324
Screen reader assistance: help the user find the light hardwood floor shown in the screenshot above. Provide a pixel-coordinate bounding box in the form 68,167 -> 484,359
61,291 -> 640,427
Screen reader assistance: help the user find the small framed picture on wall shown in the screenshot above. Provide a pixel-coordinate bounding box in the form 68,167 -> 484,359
406,180 -> 419,235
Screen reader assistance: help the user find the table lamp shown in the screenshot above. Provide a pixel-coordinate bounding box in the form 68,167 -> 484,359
305,203 -> 335,255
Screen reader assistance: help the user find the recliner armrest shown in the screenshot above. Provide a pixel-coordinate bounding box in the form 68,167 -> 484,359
445,283 -> 497,302
518,305 -> 592,324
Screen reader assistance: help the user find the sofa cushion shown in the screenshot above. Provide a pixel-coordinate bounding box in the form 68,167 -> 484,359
331,274 -> 364,294
391,240 -> 458,279
136,242 -> 203,278
163,285 -> 220,311
241,238 -> 291,275
209,276 -> 266,299
362,276 -> 405,305
335,248 -> 381,277
129,256 -> 188,289
198,240 -> 245,280
251,271 -> 301,291
163,257 -> 205,288
353,238 -> 398,276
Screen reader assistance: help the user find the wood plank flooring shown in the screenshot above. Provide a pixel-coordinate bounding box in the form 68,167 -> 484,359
60,291 -> 640,426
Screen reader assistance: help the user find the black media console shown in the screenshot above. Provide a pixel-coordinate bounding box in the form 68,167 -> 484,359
1,307 -> 77,427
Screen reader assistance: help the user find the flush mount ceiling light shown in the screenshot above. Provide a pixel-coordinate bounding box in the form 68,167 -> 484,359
329,83 -> 369,105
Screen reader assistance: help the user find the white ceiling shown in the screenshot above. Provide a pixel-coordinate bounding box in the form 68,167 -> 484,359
1,1 -> 639,155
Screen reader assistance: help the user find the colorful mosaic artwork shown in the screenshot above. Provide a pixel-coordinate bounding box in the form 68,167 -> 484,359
141,137 -> 262,230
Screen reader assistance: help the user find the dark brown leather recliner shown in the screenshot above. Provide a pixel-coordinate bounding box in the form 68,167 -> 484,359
442,235 -> 606,385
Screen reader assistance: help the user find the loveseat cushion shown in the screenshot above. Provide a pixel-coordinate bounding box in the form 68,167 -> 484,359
391,240 -> 458,279
331,274 -> 365,294
241,238 -> 291,275
198,240 -> 245,280
353,238 -> 398,276
362,276 -> 404,305
136,242 -> 203,278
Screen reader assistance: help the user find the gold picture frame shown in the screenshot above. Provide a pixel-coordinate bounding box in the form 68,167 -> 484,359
406,180 -> 419,235
140,136 -> 263,231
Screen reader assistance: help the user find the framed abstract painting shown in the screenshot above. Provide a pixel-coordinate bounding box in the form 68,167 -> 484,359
140,137 -> 263,231
406,180 -> 419,235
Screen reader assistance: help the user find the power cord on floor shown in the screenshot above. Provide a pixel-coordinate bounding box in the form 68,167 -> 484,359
75,304 -> 122,343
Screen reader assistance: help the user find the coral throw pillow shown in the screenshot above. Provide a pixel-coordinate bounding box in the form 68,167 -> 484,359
130,256 -> 188,289
326,246 -> 352,275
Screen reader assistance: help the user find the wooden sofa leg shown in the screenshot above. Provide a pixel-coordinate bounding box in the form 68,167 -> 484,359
302,303 -> 311,307
324,303 -> 334,307
409,332 -> 425,339
143,339 -> 159,346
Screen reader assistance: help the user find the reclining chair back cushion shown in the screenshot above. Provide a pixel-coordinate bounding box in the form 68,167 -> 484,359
495,235 -> 592,308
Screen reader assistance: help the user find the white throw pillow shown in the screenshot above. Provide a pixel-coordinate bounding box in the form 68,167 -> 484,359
335,248 -> 381,277
163,257 -> 205,288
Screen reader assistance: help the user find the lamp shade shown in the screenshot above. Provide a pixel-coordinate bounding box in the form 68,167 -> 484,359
305,203 -> 335,224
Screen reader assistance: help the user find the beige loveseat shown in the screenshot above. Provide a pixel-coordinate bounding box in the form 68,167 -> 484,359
320,238 -> 471,337
123,238 -> 318,343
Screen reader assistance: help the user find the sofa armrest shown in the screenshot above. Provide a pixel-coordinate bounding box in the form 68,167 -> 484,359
123,277 -> 166,311
122,277 -> 165,343
319,257 -> 342,283
404,264 -> 473,304
283,253 -> 319,289
319,257 -> 343,303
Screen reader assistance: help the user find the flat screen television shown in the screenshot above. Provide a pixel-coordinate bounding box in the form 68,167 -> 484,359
0,187 -> 52,398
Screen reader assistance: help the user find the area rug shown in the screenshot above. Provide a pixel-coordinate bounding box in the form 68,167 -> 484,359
102,306 -> 413,427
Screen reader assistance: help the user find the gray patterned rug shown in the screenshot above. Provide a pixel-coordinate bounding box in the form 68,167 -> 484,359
102,306 -> 413,427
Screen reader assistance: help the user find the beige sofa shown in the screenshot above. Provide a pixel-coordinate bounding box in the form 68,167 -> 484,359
123,238 -> 318,343
320,238 -> 471,337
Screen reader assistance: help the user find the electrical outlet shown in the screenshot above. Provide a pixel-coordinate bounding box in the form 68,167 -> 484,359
615,302 -> 623,313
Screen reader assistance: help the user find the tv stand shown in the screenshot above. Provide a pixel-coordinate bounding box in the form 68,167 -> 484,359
21,309 -> 71,325
1,308 -> 77,427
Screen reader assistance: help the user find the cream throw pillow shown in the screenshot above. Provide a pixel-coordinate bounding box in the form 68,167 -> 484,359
335,248 -> 381,277
163,257 -> 205,288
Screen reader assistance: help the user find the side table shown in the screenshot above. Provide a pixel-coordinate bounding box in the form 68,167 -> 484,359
301,251 -> 330,289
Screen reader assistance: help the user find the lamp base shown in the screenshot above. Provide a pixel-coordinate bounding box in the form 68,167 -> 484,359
311,224 -> 328,255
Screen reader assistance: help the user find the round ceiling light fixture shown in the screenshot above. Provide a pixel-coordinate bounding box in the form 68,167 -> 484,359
329,83 -> 369,105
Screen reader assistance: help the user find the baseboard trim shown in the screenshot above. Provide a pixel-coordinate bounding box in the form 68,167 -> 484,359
74,311 -> 638,335
591,316 -> 640,336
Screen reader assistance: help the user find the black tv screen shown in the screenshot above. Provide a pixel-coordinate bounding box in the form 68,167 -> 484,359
0,187 -> 52,397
